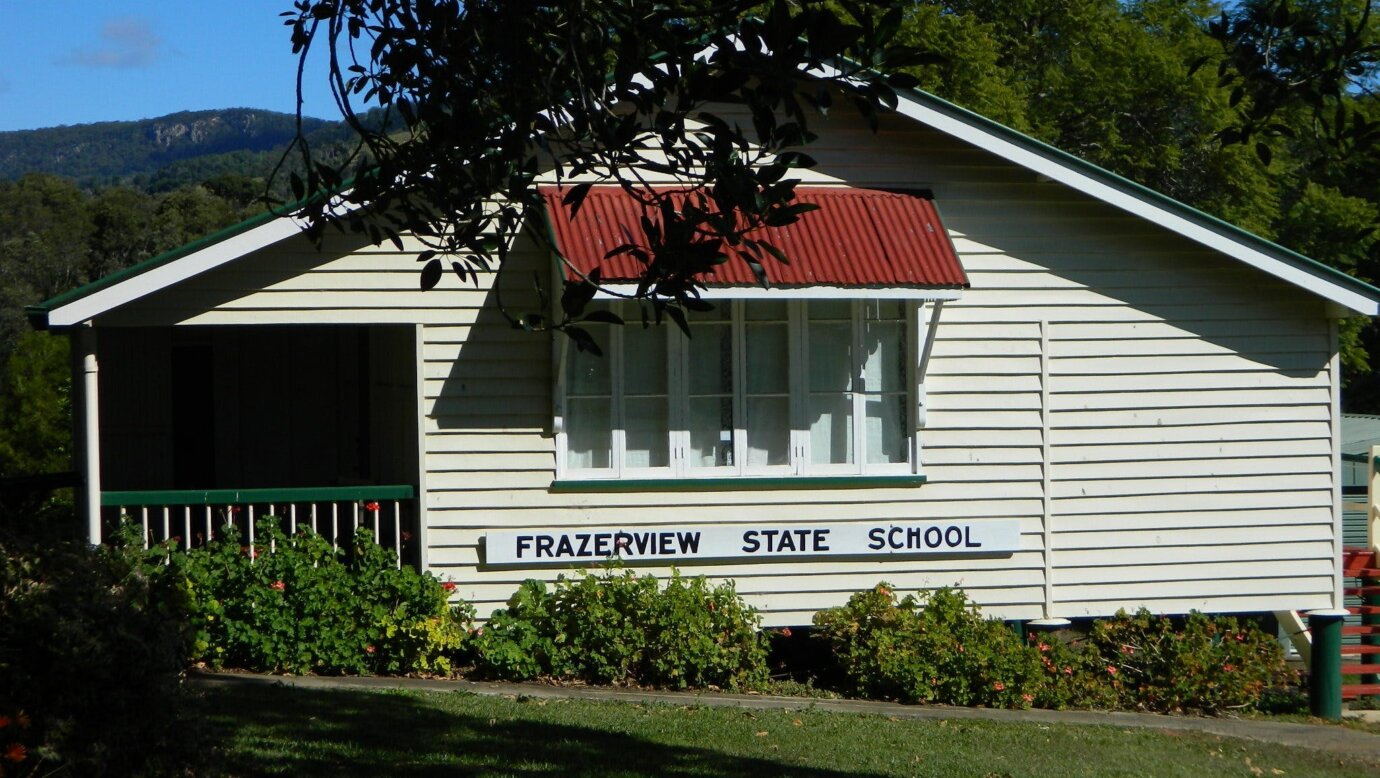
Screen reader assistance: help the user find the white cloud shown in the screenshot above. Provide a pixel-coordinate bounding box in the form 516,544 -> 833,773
60,17 -> 165,69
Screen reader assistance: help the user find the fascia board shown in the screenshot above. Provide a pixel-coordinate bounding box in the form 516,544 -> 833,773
45,216 -> 306,327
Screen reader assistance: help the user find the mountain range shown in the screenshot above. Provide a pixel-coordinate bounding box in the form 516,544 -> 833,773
0,108 -> 360,192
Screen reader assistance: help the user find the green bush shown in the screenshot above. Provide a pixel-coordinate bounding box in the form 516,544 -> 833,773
1064,609 -> 1295,714
0,530 -> 188,776
473,569 -> 768,690
813,584 -> 1043,708
167,519 -> 472,676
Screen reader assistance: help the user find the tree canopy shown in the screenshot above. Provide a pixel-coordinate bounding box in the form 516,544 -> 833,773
283,0 -> 939,348
282,0 -> 1380,392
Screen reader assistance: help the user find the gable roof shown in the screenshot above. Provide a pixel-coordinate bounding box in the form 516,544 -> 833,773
28,75 -> 1380,328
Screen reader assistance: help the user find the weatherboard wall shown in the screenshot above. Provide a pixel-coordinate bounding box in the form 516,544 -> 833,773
93,109 -> 1339,624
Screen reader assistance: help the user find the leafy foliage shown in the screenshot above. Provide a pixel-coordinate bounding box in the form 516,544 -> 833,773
813,584 -> 1043,708
0,333 -> 73,529
284,0 -> 935,346
813,584 -> 1296,714
1042,608 -> 1298,715
472,569 -> 768,690
161,519 -> 472,676
0,530 -> 189,776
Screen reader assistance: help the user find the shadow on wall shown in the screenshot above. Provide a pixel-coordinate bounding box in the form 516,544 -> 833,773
434,230 -> 554,434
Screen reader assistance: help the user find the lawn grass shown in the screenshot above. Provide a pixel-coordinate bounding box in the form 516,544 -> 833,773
182,682 -> 1378,777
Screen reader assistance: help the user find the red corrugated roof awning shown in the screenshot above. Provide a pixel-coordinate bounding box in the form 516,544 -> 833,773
539,186 -> 967,289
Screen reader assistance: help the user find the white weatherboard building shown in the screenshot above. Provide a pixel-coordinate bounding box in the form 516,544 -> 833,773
29,82 -> 1380,629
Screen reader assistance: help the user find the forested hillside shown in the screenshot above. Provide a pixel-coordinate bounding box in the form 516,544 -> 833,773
0,109 -> 347,191
1,0 -> 1378,501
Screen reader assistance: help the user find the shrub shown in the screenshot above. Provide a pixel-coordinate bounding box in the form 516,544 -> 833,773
813,584 -> 1044,708
0,530 -> 188,776
1072,609 -> 1295,714
473,568 -> 768,690
168,519 -> 472,676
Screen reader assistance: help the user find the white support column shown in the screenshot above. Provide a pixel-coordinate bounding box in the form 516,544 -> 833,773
1369,444 -> 1380,554
1330,320 -> 1343,608
78,326 -> 102,546
413,323 -> 431,573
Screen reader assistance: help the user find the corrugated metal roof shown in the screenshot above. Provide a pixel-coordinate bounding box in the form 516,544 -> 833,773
1343,413 -> 1380,456
539,186 -> 968,288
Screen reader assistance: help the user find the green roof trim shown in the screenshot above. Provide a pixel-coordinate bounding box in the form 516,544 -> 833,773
887,82 -> 1380,305
26,174 -> 364,330
101,484 -> 414,507
27,206 -> 285,329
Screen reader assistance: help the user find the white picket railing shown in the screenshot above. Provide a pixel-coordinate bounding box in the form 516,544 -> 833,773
102,485 -> 415,568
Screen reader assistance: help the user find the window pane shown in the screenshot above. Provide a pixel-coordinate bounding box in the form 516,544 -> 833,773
745,397 -> 789,466
688,397 -> 734,467
688,322 -> 732,395
567,397 -> 612,469
566,323 -> 610,395
809,300 -> 852,321
623,325 -> 666,396
865,395 -> 907,464
863,320 -> 905,393
624,397 -> 669,468
743,300 -> 788,321
809,394 -> 854,465
689,303 -> 730,323
745,323 -> 788,394
808,322 -> 852,393
863,299 -> 905,322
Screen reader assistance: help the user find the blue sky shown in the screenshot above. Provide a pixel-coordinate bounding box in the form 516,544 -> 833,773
0,2 -> 337,131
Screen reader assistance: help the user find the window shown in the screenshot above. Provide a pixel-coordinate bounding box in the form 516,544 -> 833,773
556,299 -> 921,480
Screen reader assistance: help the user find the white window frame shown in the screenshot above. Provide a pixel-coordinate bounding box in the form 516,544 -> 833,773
553,298 -> 938,482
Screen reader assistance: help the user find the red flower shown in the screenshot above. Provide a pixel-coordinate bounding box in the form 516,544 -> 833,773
401,531 -> 413,542
1064,667 -> 1073,676
992,681 -> 1005,692
4,743 -> 25,763
365,501 -> 380,512
365,645 -> 376,654
0,716 -> 9,730
780,627 -> 793,638
271,580 -> 286,591
228,505 -> 242,514
1120,645 -> 1135,655
441,582 -> 457,593
1021,693 -> 1034,703
1106,665 -> 1118,676
1037,642 -> 1050,653
1223,664 -> 1236,673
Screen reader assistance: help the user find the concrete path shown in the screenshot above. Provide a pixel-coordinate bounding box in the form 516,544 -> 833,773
189,670 -> 1380,762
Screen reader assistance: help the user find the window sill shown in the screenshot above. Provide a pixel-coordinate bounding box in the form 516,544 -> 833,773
549,474 -> 927,493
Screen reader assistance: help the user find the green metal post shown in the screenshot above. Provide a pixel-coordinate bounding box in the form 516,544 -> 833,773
1309,610 -> 1347,720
